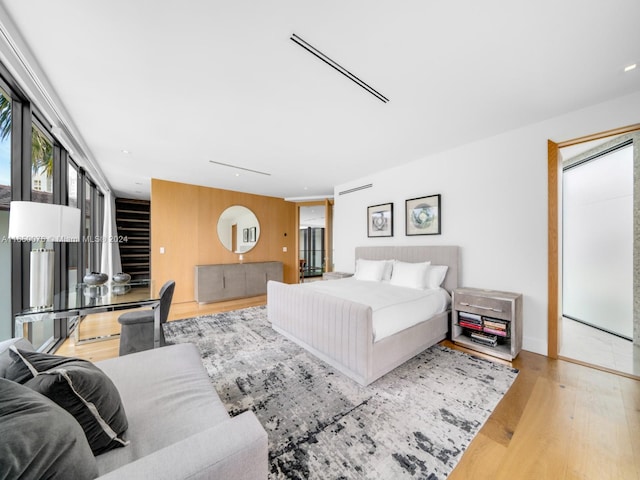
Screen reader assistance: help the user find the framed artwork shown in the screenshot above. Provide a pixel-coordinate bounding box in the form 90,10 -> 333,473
367,203 -> 393,237
249,226 -> 257,242
243,228 -> 249,242
405,194 -> 441,235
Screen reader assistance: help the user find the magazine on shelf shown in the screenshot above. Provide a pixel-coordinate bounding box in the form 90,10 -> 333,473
459,311 -> 482,322
482,327 -> 508,337
470,331 -> 498,347
482,317 -> 508,327
459,320 -> 483,331
482,317 -> 509,336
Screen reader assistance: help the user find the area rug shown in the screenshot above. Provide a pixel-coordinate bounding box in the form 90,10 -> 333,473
163,306 -> 518,479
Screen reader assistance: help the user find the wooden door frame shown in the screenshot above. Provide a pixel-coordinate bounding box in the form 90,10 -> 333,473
547,123 -> 640,358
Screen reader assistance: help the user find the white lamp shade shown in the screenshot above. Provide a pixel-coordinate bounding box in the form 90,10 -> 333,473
8,201 -> 81,242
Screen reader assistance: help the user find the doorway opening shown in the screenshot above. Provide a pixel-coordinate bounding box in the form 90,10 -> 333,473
548,124 -> 640,378
560,136 -> 635,374
296,200 -> 333,283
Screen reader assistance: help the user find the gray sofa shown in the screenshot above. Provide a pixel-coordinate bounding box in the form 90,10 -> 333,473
0,338 -> 268,479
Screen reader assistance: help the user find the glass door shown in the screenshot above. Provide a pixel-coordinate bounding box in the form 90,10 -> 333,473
562,140 -> 633,339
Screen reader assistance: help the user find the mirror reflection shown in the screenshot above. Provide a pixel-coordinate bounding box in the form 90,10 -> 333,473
217,205 -> 260,253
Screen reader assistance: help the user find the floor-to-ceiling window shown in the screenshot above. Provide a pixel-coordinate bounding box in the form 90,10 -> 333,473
28,120 -> 56,349
67,162 -> 79,290
0,61 -> 106,348
0,87 -> 12,340
300,227 -> 325,278
31,122 -> 53,202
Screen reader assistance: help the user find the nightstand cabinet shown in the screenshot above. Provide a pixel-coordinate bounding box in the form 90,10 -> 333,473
451,287 -> 523,361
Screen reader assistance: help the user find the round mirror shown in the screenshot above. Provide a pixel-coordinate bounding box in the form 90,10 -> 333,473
217,205 -> 260,253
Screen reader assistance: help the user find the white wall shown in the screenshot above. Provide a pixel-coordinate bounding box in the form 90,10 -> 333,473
333,91 -> 640,356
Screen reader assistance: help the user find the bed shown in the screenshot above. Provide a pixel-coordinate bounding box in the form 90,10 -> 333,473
267,245 -> 459,386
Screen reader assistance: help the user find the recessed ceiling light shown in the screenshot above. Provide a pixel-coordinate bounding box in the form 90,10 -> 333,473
121,149 -> 131,154
235,173 -> 241,177
624,63 -> 637,72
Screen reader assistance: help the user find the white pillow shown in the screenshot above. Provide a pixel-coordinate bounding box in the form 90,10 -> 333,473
354,259 -> 387,282
389,261 -> 431,289
427,265 -> 448,289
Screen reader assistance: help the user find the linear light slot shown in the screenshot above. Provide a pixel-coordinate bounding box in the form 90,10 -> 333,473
290,33 -> 389,104
208,160 -> 271,176
338,184 -> 373,195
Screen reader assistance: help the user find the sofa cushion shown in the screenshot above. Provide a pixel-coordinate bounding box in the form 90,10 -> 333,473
0,377 -> 98,480
94,343 -> 230,475
5,347 -> 129,455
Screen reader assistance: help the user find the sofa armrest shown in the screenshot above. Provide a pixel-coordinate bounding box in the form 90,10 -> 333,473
97,411 -> 268,480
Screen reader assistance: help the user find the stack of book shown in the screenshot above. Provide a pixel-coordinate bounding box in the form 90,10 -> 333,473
458,312 -> 482,331
469,331 -> 498,347
482,317 -> 509,337
458,312 -> 511,349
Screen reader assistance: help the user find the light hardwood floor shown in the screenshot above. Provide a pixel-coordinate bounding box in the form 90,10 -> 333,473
56,296 -> 268,362
58,298 -> 640,479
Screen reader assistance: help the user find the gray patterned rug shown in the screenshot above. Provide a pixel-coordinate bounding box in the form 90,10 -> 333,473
163,306 -> 518,480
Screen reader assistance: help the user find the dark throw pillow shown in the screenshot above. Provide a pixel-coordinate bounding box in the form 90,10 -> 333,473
5,347 -> 129,455
0,338 -> 34,378
0,377 -> 98,479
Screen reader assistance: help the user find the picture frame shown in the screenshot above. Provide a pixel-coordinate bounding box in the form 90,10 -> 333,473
367,203 -> 393,237
405,194 -> 441,235
243,228 -> 249,243
249,226 -> 257,242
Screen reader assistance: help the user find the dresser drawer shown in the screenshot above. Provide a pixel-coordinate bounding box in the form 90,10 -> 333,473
454,292 -> 512,321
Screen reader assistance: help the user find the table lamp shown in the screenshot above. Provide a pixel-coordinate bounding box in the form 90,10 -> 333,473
8,201 -> 81,309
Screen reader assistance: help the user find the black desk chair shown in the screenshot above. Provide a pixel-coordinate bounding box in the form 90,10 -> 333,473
118,280 -> 175,356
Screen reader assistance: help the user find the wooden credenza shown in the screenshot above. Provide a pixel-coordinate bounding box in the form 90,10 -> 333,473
194,262 -> 283,304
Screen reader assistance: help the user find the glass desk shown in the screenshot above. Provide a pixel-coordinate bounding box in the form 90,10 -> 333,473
15,280 -> 160,347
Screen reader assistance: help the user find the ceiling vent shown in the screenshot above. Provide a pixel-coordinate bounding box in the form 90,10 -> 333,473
338,183 -> 373,195
290,33 -> 389,104
209,160 -> 271,176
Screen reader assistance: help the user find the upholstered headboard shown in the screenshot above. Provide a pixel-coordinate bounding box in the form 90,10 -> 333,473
354,245 -> 460,293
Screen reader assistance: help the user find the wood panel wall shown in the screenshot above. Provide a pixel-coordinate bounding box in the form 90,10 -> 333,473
150,179 -> 297,303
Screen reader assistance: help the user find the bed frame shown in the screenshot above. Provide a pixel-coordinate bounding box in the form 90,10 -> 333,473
267,245 -> 460,386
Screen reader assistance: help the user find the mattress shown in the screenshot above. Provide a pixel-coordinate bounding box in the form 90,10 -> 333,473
300,278 -> 450,342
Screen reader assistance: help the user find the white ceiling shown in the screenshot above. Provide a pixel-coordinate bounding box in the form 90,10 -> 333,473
1,0 -> 639,200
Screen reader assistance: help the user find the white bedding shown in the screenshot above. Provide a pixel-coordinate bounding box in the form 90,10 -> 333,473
300,278 -> 450,342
